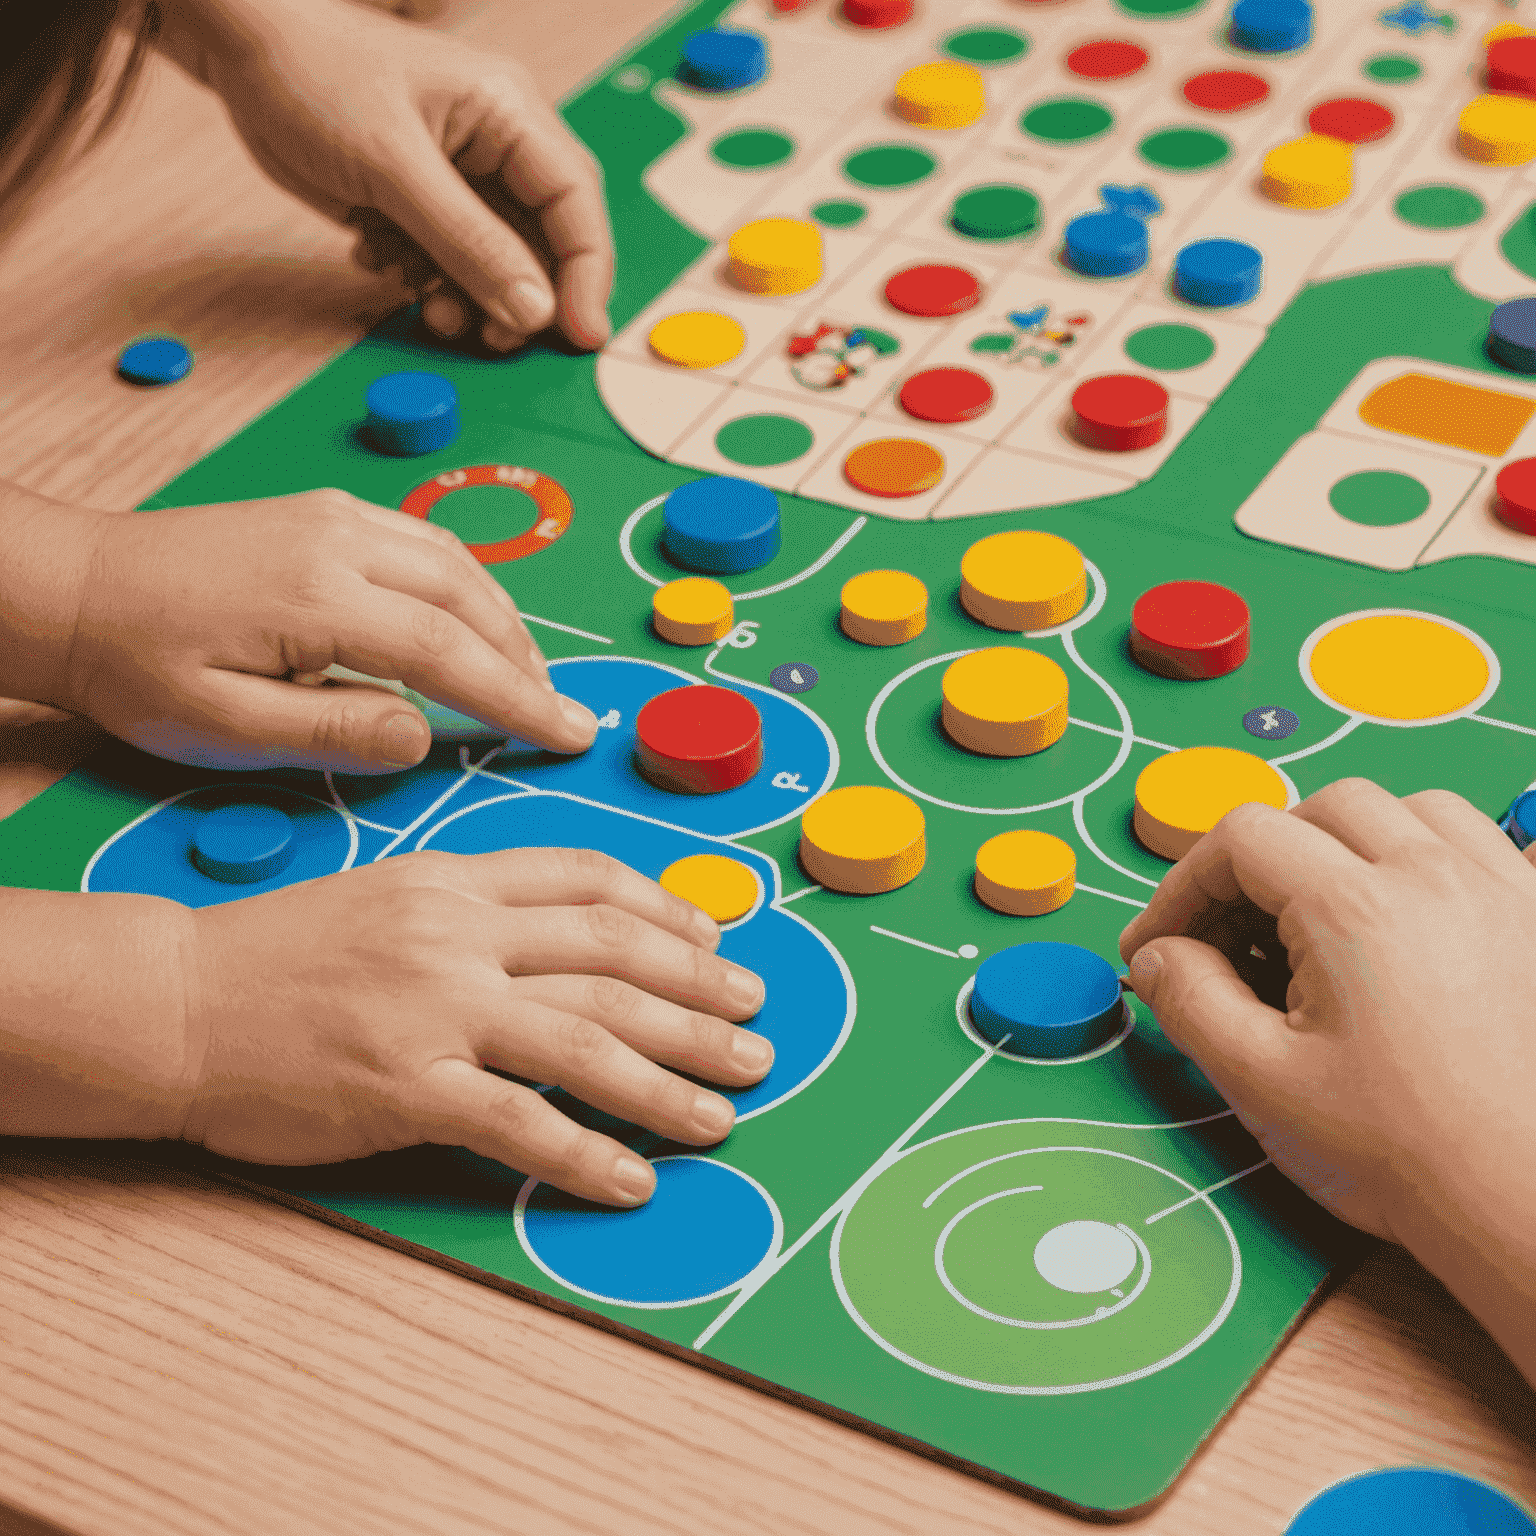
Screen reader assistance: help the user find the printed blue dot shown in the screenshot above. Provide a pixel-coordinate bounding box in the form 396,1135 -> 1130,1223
1488,297 -> 1536,374
1230,0 -> 1313,53
1176,238 -> 1263,307
662,476 -> 781,574
1503,789 -> 1536,851
364,370 -> 461,456
1243,705 -> 1299,741
680,28 -> 769,91
1064,210 -> 1149,278
117,336 -> 192,387
1286,1469 -> 1536,1536
520,1157 -> 778,1305
190,803 -> 295,884
969,942 -> 1125,1059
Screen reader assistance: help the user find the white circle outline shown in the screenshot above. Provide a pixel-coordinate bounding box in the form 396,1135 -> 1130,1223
954,975 -> 1135,1066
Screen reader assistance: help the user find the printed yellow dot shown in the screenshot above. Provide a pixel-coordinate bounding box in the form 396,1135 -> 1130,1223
974,830 -> 1076,917
660,853 -> 759,923
1307,614 -> 1490,722
1458,93 -> 1536,165
894,60 -> 987,130
799,785 -> 926,895
943,648 -> 1069,758
959,530 -> 1087,632
653,577 -> 734,646
648,310 -> 747,369
840,569 -> 928,646
1260,133 -> 1353,209
1134,747 -> 1289,862
727,217 -> 823,296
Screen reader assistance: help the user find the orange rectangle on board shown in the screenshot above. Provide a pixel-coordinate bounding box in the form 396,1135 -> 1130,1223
1358,372 -> 1535,456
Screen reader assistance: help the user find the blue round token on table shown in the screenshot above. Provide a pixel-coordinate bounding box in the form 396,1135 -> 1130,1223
1063,210 -> 1149,278
770,662 -> 819,695
1176,238 -> 1263,307
1488,297 -> 1536,374
663,476 -> 781,574
680,28 -> 769,91
1502,788 -> 1536,850
1243,704 -> 1299,740
190,803 -> 295,885
1286,1469 -> 1536,1536
364,371 -> 461,456
117,336 -> 193,386
1230,0 -> 1313,54
969,942 -> 1125,1059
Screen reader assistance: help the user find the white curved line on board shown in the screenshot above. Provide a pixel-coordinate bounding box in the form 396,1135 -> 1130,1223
619,495 -> 668,588
1266,715 -> 1361,768
521,612 -> 615,645
321,771 -> 404,835
733,516 -> 866,600
1071,797 -> 1161,890
1470,712 -> 1536,738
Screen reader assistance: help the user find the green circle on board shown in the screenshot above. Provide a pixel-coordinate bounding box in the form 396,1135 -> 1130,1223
711,129 -> 795,170
950,184 -> 1041,240
942,26 -> 1029,65
970,333 -> 1016,355
1123,323 -> 1216,371
425,485 -> 532,545
1021,98 -> 1115,145
1138,127 -> 1231,172
1328,470 -> 1432,526
1363,52 -> 1422,84
842,144 -> 938,188
715,414 -> 816,467
1115,0 -> 1207,15
811,198 -> 868,227
1394,184 -> 1485,230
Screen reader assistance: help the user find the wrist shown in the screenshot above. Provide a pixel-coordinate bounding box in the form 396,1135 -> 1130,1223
153,0 -> 345,96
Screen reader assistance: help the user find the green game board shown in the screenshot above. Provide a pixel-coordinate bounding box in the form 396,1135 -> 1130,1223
5,0 -> 1536,1518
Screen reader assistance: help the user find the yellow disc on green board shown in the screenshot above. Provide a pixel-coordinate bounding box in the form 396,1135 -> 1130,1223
1134,747 -> 1288,862
1307,614 -> 1489,721
942,648 -> 1069,757
652,578 -> 734,646
799,785 -> 926,894
660,853 -> 759,922
840,569 -> 929,645
648,310 -> 747,369
974,830 -> 1076,916
959,530 -> 1087,632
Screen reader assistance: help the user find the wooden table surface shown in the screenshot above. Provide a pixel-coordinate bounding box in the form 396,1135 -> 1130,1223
2,4 -> 1534,1533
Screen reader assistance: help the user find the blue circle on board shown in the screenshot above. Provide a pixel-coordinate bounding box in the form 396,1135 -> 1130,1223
969,942 -> 1125,1059
1503,789 -> 1536,850
1230,0 -> 1313,54
770,662 -> 819,695
1176,238 -> 1263,307
1242,705 -> 1299,740
520,1157 -> 778,1304
1286,1469 -> 1536,1536
1063,210 -> 1148,278
680,28 -> 769,91
190,803 -> 296,884
1488,297 -> 1536,374
662,476 -> 782,574
117,336 -> 193,386
364,370 -> 461,456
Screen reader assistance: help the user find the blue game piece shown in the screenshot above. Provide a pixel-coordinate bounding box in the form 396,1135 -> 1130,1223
1063,210 -> 1149,278
662,476 -> 781,574
969,942 -> 1125,1058
679,28 -> 768,92
191,803 -> 295,885
363,371 -> 461,456
1230,0 -> 1313,53
1243,705 -> 1299,741
117,336 -> 193,387
1502,789 -> 1536,850
1488,297 -> 1536,374
1176,238 -> 1263,308
1286,1469 -> 1536,1536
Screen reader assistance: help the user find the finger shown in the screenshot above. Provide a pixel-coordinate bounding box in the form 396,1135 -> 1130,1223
1290,776 -> 1442,862
422,287 -> 469,338
1402,787 -> 1536,880
419,1059 -> 656,1206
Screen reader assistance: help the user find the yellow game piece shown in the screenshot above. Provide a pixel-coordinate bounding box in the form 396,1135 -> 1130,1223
1133,747 -> 1289,862
893,61 -> 987,130
1485,22 -> 1534,46
942,648 -> 1069,757
727,217 -> 823,296
1259,133 -> 1353,209
839,570 -> 928,646
1458,93 -> 1536,164
974,830 -> 1076,917
959,530 -> 1087,632
648,310 -> 746,369
1307,613 -> 1490,722
660,853 -> 759,923
652,577 -> 734,646
1358,373 -> 1535,458
799,785 -> 926,895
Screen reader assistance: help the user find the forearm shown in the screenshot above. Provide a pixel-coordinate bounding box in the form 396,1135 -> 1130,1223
152,0 -> 352,93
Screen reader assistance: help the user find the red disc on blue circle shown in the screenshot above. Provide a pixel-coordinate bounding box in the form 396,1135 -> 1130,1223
884,264 -> 982,318
1130,580 -> 1251,680
1494,457 -> 1536,534
898,367 -> 995,424
1070,374 -> 1168,451
635,685 -> 763,794
1066,39 -> 1149,80
1182,69 -> 1270,112
1307,97 -> 1395,144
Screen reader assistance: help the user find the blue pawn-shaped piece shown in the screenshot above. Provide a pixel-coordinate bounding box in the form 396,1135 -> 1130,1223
662,476 -> 781,574
1488,297 -> 1536,373
679,28 -> 769,91
1175,238 -> 1263,307
364,371 -> 461,456
1230,0 -> 1313,53
191,803 -> 295,885
968,942 -> 1125,1059
1502,790 -> 1536,851
1063,184 -> 1162,278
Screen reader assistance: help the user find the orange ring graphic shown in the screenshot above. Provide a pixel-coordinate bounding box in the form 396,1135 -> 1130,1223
400,464 -> 574,565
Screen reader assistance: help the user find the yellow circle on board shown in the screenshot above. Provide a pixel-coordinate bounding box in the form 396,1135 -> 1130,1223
894,61 -> 987,129
727,217 -> 823,295
648,310 -> 747,369
1458,94 -> 1536,165
960,530 -> 1087,631
801,785 -> 925,862
1136,747 -> 1288,843
975,830 -> 1076,917
840,569 -> 928,645
1260,133 -> 1353,209
660,853 -> 759,923
1307,614 -> 1490,721
653,577 -> 734,646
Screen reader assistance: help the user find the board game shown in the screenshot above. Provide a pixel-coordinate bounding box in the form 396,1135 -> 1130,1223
6,0 -> 1536,1517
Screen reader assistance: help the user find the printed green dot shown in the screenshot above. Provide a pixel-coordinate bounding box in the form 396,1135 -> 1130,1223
842,144 -> 939,189
950,184 -> 1041,240
811,198 -> 868,227
942,26 -> 1029,65
1394,184 -> 1485,230
714,414 -> 816,467
711,129 -> 795,170
1363,52 -> 1422,84
1021,98 -> 1115,145
1115,0 -> 1207,14
856,327 -> 901,356
1123,323 -> 1215,371
1328,471 -> 1432,527
970,333 -> 1017,355
1138,127 -> 1231,172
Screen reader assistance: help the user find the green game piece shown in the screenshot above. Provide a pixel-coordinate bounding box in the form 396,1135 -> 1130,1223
942,26 -> 1029,65
1363,52 -> 1422,83
711,129 -> 795,169
841,144 -> 938,189
969,332 -> 1017,354
950,184 -> 1041,240
1138,128 -> 1231,172
1021,98 -> 1114,144
811,198 -> 868,227
1328,470 -> 1432,526
1123,323 -> 1216,371
1394,184 -> 1484,230
714,413 -> 816,467
1115,0 -> 1206,14
1502,198 -> 1536,280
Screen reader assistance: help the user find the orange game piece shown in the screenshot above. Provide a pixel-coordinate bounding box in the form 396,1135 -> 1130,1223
843,438 -> 945,497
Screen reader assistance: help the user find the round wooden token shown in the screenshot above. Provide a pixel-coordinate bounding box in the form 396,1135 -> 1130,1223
1488,35 -> 1536,97
1496,457 -> 1536,533
843,438 -> 946,497
898,367 -> 995,424
1134,747 -> 1287,861
959,529 -> 1087,631
1070,374 -> 1169,450
974,830 -> 1076,916
799,785 -> 925,893
1130,580 -> 1251,679
942,647 -> 1069,757
652,577 -> 735,646
840,569 -> 928,645
635,685 -> 762,794
1066,40 -> 1148,81
1307,97 -> 1395,144
1182,69 -> 1270,112
842,0 -> 912,27
883,264 -> 982,317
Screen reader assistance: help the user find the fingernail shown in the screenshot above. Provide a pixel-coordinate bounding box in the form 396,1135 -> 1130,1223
1128,946 -> 1163,997
691,1091 -> 735,1142
726,965 -> 765,1015
613,1156 -> 654,1206
423,292 -> 466,337
481,318 -> 522,352
560,695 -> 598,741
511,278 -> 555,331
731,1030 -> 773,1075
380,711 -> 430,768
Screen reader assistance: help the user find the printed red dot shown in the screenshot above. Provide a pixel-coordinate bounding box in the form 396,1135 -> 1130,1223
1066,39 -> 1149,81
898,367 -> 995,424
1307,97 -> 1395,144
1182,69 -> 1270,113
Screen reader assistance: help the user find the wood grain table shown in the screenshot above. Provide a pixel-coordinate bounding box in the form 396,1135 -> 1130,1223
2,5 -> 1534,1533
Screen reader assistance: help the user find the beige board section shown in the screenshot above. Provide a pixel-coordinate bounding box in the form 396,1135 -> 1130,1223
1001,378 -> 1207,481
595,354 -> 730,459
1095,301 -> 1267,403
1417,480 -> 1536,568
933,444 -> 1136,519
796,420 -> 985,521
669,385 -> 858,494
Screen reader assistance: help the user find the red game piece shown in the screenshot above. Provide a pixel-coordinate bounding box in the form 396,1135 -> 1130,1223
841,0 -> 912,27
1069,375 -> 1168,451
635,686 -> 763,794
1307,97 -> 1395,144
898,367 -> 995,424
1494,457 -> 1536,535
1182,69 -> 1270,113
884,264 -> 982,318
1130,581 -> 1251,680
1065,39 -> 1149,81
1488,36 -> 1536,98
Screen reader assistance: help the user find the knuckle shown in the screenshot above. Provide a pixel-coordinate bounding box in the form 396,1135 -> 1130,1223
1406,786 -> 1467,815
409,602 -> 461,661
557,1014 -> 612,1071
310,702 -> 372,756
685,1011 -> 731,1064
583,902 -> 640,953
586,974 -> 640,1026
561,845 -> 620,889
